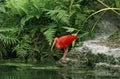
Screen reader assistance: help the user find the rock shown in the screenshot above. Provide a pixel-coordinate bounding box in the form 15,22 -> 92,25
56,11 -> 120,69
56,58 -> 78,67
82,40 -> 120,57
83,40 -> 110,55
95,62 -> 120,72
56,45 -> 120,68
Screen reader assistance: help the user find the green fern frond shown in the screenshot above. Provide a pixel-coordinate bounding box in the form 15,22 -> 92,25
44,28 -> 56,45
57,10 -> 70,24
0,27 -> 19,45
63,27 -> 78,33
0,27 -> 18,33
47,9 -> 70,25
0,34 -> 18,45
13,35 -> 33,58
115,0 -> 120,7
6,0 -> 52,28
20,15 -> 34,26
31,0 -> 43,18
14,44 -> 28,58
31,0 -> 47,8
6,0 -> 28,15
40,23 -> 57,45
21,35 -> 31,43
0,4 -> 6,13
6,0 -> 49,16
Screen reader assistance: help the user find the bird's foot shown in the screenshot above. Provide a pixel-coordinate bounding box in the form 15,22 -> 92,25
59,57 -> 65,61
59,58 -> 71,63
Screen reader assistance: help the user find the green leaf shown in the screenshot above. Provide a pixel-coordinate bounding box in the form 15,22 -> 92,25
63,27 -> 77,33
47,9 -> 70,25
20,15 -> 34,26
115,0 -> 120,7
40,23 -> 57,45
0,34 -> 18,45
0,27 -> 18,32
0,5 -> 6,13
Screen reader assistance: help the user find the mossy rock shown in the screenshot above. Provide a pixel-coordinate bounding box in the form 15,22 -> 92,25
56,47 -> 120,68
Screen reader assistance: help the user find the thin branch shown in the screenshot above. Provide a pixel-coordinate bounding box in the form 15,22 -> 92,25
97,0 -> 120,16
83,8 -> 120,27
91,11 -> 106,32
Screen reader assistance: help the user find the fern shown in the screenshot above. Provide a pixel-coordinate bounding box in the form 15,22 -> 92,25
63,27 -> 78,33
31,0 -> 44,18
13,35 -> 33,58
20,15 -> 34,26
6,0 -> 28,15
115,0 -> 120,7
6,0 -> 53,28
0,27 -> 19,45
40,23 -> 57,45
46,8 -> 70,25
0,27 -> 18,32
13,43 -> 30,58
6,0 -> 51,16
0,34 -> 18,45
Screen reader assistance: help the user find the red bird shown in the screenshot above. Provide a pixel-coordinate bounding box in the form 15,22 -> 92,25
51,35 -> 78,60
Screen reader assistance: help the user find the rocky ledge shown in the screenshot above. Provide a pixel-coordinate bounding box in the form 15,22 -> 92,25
56,12 -> 120,71
56,34 -> 120,72
56,45 -> 120,68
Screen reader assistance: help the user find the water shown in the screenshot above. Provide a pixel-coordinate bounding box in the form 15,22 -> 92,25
0,65 -> 120,79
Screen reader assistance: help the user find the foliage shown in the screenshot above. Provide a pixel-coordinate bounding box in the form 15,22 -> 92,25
0,0 -> 119,62
0,28 -> 18,45
13,35 -> 33,59
40,23 -> 57,45
1,62 -> 33,67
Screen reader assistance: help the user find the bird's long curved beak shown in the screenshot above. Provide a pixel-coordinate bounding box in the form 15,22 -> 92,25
51,41 -> 56,51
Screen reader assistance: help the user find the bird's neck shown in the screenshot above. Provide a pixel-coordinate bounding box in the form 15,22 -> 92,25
54,37 -> 59,42
54,37 -> 63,49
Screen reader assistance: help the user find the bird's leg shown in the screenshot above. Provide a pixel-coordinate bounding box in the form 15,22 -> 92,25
60,47 -> 68,60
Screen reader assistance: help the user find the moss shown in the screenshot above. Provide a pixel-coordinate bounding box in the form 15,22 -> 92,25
66,50 -> 120,68
31,66 -> 59,70
0,63 -> 33,67
86,53 -> 120,67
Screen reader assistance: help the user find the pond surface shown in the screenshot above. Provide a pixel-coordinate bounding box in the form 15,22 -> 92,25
0,64 -> 120,79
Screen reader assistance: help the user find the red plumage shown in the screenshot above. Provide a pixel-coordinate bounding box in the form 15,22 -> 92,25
54,35 -> 78,49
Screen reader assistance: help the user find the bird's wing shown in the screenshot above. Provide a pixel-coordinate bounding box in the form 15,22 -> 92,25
59,35 -> 78,47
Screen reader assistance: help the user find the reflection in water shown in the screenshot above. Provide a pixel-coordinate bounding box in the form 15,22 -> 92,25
0,65 -> 120,79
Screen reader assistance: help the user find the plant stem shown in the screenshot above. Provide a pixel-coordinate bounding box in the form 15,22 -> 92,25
97,0 -> 120,16
83,7 -> 120,27
87,8 -> 120,22
68,0 -> 74,14
82,0 -> 120,28
91,11 -> 106,32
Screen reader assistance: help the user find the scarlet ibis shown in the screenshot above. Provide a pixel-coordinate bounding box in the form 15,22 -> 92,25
51,35 -> 78,60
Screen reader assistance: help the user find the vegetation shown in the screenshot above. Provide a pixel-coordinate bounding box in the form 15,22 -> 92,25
0,0 -> 120,63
